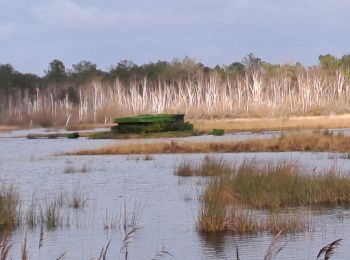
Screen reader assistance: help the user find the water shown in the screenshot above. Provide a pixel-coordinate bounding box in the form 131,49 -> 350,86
1,129 -> 350,259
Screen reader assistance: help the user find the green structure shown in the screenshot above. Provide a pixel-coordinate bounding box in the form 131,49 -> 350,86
212,129 -> 225,136
112,114 -> 193,134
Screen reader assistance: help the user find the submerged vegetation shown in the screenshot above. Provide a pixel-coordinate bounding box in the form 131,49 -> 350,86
71,130 -> 350,155
64,160 -> 93,173
176,156 -> 350,234
4,54 -> 350,126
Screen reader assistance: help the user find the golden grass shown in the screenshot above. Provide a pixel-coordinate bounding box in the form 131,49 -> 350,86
185,157 -> 350,233
191,114 -> 350,132
198,203 -> 309,235
0,183 -> 20,232
0,125 -> 19,132
70,131 -> 350,155
198,158 -> 350,210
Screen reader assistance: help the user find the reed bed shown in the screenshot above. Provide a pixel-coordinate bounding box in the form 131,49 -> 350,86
175,156 -> 231,177
202,159 -> 350,210
70,130 -> 350,155
0,184 -> 90,231
0,183 -> 20,232
177,156 -> 350,234
198,206 -> 309,235
41,199 -> 61,229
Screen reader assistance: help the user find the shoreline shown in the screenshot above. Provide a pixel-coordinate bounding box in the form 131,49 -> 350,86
2,113 -> 350,135
191,114 -> 350,132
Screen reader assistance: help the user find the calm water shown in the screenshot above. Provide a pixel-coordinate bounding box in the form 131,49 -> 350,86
1,129 -> 350,259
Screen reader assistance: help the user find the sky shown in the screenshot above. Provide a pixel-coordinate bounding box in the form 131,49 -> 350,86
0,0 -> 350,75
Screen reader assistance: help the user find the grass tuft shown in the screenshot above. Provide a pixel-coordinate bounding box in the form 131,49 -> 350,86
0,183 -> 20,232
69,186 -> 88,210
179,157 -> 350,234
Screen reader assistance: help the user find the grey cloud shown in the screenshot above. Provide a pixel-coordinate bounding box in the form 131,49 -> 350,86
1,0 -> 350,74
0,23 -> 16,40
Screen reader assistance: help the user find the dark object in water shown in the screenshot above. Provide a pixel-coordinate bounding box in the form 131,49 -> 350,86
67,132 -> 79,139
27,134 -> 59,139
111,114 -> 193,134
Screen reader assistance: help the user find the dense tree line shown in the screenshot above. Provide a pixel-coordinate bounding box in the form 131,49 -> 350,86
1,53 -> 350,104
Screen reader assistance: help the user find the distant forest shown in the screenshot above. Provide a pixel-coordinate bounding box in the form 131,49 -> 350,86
1,53 -> 349,100
1,53 -> 350,126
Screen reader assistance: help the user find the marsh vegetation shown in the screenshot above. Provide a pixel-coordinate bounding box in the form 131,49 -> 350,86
175,156 -> 350,235
71,130 -> 350,155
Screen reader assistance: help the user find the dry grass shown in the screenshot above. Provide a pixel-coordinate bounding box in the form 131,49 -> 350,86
0,234 -> 12,259
70,130 -> 350,155
192,114 -> 350,132
175,156 -> 231,177
0,183 -> 20,232
184,157 -> 350,233
201,159 -> 350,210
317,239 -> 342,260
0,125 -> 19,132
198,204 -> 309,235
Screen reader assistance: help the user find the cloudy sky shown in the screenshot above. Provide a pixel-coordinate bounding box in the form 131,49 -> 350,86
0,0 -> 349,75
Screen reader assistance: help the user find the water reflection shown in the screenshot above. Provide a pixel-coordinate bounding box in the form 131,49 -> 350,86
199,232 -> 227,258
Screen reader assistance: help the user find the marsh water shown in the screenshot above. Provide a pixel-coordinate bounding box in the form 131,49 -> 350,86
1,129 -> 350,259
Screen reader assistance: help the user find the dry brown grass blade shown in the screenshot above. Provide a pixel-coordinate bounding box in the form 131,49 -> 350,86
0,234 -> 12,260
120,227 -> 142,260
317,239 -> 342,260
21,234 -> 28,260
98,240 -> 111,260
38,224 -> 44,249
56,250 -> 69,260
264,230 -> 284,260
70,131 -> 350,155
235,245 -> 240,260
150,246 -> 173,259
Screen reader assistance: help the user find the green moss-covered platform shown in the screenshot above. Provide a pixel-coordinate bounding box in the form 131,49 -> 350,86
114,114 -> 185,124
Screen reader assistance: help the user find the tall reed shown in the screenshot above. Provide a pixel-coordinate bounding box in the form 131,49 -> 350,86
0,183 -> 20,232
179,156 -> 350,233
